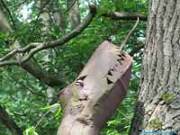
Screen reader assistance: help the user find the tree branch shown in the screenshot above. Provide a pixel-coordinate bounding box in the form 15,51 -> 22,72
21,60 -> 64,86
0,105 -> 23,135
0,0 -> 16,30
0,16 -> 63,86
129,43 -> 144,56
0,43 -> 38,62
0,5 -> 96,67
0,4 -> 95,86
120,17 -> 140,51
102,11 -> 147,21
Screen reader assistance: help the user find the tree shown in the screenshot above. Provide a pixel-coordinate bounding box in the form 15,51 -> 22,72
130,0 -> 180,135
4,0 -> 179,135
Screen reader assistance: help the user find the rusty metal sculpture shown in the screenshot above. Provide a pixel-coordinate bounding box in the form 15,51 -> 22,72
58,41 -> 133,135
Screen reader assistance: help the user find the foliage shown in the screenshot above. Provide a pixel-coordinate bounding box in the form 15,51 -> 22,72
24,127 -> 38,135
0,0 -> 147,134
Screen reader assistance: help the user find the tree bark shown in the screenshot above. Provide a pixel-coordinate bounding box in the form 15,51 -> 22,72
57,41 -> 132,135
52,0 -> 65,32
0,106 -> 22,135
130,0 -> 180,134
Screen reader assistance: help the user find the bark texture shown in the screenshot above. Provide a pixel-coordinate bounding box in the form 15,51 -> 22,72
130,0 -> 180,134
57,41 -> 132,135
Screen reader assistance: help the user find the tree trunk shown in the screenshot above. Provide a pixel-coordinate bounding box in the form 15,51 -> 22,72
130,0 -> 180,134
67,0 -> 80,29
57,41 -> 132,135
0,106 -> 22,135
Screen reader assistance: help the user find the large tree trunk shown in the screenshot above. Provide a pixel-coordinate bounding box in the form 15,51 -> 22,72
130,0 -> 180,134
57,41 -> 132,135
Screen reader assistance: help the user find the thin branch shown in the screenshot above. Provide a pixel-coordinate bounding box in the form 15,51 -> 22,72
0,60 -> 18,67
21,61 -> 64,86
35,111 -> 50,129
103,12 -> 147,21
0,43 -> 38,61
120,17 -> 140,51
0,5 -> 96,67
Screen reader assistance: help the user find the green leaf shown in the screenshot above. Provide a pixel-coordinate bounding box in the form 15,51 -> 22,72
23,127 -> 38,135
40,103 -> 61,113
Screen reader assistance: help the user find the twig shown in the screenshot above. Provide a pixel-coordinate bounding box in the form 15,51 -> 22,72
0,43 -> 38,61
0,60 -> 18,67
35,111 -> 50,128
120,17 -> 140,51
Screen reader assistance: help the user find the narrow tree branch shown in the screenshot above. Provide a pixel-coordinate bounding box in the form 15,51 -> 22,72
0,105 -> 23,135
103,12 -> 147,21
0,5 -> 96,67
21,61 -> 64,86
0,60 -> 18,67
0,43 -> 38,61
0,0 -> 16,30
120,17 -> 140,51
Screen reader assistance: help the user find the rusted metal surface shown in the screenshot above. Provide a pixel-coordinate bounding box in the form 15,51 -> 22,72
58,40 -> 132,135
